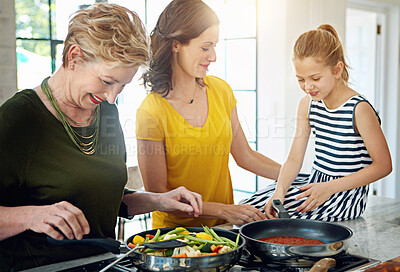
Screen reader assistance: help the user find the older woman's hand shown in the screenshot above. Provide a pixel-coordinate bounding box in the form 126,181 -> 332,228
27,201 -> 90,240
157,186 -> 203,217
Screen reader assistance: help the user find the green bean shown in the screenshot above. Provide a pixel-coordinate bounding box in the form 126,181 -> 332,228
151,229 -> 161,242
202,225 -> 213,237
196,243 -> 206,250
183,235 -> 228,245
234,233 -> 241,249
220,237 -> 236,247
209,228 -> 224,243
164,234 -> 186,240
158,228 -> 188,239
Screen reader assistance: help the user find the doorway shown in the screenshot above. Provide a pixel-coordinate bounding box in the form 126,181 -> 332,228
346,5 -> 387,196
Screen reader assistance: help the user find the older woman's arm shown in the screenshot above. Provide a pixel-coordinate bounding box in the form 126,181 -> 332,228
0,202 -> 90,241
123,187 -> 202,217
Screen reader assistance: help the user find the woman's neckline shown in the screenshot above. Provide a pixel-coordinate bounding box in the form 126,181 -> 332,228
158,79 -> 210,128
28,88 -> 98,128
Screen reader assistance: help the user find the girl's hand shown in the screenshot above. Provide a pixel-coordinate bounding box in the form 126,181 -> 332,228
263,195 -> 285,219
27,201 -> 90,240
221,204 -> 266,225
295,183 -> 334,213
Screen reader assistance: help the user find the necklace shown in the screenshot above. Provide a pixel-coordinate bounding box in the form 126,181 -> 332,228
64,108 -> 97,126
184,84 -> 198,104
41,77 -> 100,155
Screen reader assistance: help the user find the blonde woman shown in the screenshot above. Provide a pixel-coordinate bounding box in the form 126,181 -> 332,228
0,3 -> 201,270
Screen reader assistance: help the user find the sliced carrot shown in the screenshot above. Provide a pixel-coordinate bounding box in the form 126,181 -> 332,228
127,242 -> 136,249
211,245 -> 223,253
210,244 -> 217,252
173,253 -> 188,258
145,234 -> 155,239
201,252 -> 218,257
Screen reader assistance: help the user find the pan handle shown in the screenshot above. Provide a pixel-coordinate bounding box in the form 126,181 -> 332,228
272,199 -> 290,218
308,258 -> 336,272
46,236 -> 121,254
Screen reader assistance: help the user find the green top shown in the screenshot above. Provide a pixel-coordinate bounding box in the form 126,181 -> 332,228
0,89 -> 128,271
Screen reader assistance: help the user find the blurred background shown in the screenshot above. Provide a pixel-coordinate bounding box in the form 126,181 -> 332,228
1,1 -> 399,231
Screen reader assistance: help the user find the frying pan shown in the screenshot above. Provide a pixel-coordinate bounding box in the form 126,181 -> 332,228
126,227 -> 245,271
239,200 -> 353,267
48,226 -> 245,271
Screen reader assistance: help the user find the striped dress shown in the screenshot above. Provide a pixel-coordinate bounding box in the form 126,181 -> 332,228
240,95 -> 379,221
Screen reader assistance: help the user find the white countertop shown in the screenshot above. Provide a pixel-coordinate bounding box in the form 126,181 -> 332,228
335,195 -> 400,261
217,195 -> 400,262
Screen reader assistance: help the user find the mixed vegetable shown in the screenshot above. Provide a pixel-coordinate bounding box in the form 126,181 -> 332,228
127,225 -> 241,258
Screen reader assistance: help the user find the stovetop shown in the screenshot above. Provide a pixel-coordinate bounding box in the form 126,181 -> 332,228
20,250 -> 381,272
230,249 -> 380,272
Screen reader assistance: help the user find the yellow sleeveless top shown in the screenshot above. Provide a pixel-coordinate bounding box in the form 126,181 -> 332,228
136,76 -> 236,228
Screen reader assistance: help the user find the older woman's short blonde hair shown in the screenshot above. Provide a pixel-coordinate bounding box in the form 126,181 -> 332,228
62,3 -> 149,68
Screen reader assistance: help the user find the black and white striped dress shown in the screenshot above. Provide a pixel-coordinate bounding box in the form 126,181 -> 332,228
240,95 -> 379,221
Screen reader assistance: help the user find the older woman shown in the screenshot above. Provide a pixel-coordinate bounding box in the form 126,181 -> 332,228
136,0 -> 281,229
0,3 -> 201,271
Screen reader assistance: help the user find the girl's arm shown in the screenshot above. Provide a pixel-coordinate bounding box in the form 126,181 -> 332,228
230,107 -> 281,180
263,96 -> 312,218
274,96 -> 312,195
137,139 -> 267,225
328,102 -> 391,190
296,101 -> 392,213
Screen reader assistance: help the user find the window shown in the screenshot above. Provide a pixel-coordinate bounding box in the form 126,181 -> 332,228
206,0 -> 258,201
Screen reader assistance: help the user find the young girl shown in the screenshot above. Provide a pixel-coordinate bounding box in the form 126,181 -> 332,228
241,24 -> 392,221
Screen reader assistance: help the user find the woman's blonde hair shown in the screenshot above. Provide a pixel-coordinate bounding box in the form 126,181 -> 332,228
293,24 -> 350,84
62,3 -> 150,68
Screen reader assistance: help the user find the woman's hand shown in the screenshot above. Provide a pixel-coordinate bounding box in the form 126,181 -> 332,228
295,182 -> 334,213
157,186 -> 203,217
27,201 -> 90,240
221,204 -> 266,225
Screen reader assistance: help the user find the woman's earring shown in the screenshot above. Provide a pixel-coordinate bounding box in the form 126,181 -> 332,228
70,64 -> 75,71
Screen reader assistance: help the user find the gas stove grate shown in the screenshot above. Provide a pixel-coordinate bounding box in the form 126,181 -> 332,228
234,249 -> 379,272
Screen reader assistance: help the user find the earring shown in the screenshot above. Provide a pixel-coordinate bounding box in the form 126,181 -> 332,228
70,64 -> 75,71
173,50 -> 178,54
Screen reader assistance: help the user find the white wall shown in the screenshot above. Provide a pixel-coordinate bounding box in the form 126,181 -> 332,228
257,0 -> 346,188
257,0 -> 400,199
0,0 -> 17,104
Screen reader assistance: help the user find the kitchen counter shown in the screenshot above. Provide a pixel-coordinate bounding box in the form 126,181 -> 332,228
217,195 -> 400,262
336,195 -> 400,261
